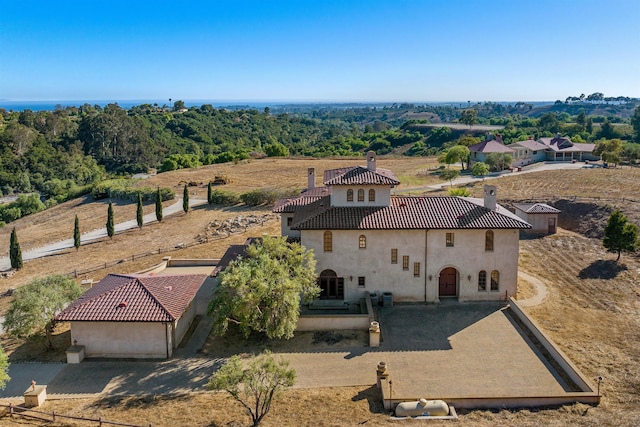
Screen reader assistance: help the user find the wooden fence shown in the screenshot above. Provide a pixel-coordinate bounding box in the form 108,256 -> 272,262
2,402 -> 152,427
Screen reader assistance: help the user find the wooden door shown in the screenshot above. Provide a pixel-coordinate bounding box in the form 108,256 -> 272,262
439,267 -> 457,297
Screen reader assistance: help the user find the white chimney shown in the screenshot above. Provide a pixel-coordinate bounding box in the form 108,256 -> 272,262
307,167 -> 315,190
367,151 -> 376,171
496,134 -> 503,144
484,184 -> 497,211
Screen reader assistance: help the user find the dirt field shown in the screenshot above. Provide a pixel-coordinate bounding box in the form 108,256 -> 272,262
0,158 -> 639,426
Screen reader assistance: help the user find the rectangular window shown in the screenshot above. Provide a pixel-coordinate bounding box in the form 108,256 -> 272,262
358,276 -> 365,287
391,248 -> 398,264
287,217 -> 293,227
413,262 -> 420,277
446,232 -> 454,247
402,256 -> 409,270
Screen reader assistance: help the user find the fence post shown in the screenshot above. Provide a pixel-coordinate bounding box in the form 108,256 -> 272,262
53,410 -> 56,421
99,416 -> 102,426
74,269 -> 78,278
9,402 -> 13,417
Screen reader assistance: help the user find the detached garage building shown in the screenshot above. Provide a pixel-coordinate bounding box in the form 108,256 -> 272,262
56,273 -> 207,359
514,203 -> 560,234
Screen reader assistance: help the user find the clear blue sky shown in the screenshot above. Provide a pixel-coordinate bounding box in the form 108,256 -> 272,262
1,0 -> 639,103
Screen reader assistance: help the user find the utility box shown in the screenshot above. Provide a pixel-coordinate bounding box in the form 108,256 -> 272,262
383,292 -> 393,308
24,385 -> 47,408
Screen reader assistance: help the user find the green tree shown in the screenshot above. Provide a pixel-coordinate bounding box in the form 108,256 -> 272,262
631,105 -> 640,143
264,142 -> 290,157
445,145 -> 470,170
9,227 -> 23,270
4,275 -> 83,349
106,201 -> 115,239
0,346 -> 9,390
449,188 -> 471,196
576,111 -> 587,131
207,182 -> 213,205
155,188 -> 163,222
172,100 -> 186,111
597,120 -> 618,140
594,138 -> 623,166
73,215 -> 81,250
209,351 -> 295,427
439,169 -> 459,187
136,193 -> 144,229
208,235 -> 319,340
603,209 -> 639,262
472,161 -> 490,180
183,184 -> 190,213
485,153 -> 512,171
459,109 -> 477,127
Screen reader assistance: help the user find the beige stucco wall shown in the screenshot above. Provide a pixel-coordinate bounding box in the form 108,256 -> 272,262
71,321 -> 172,359
515,211 -> 557,233
174,301 -> 195,346
297,314 -> 370,331
330,185 -> 391,207
302,228 -> 519,303
280,213 -> 300,238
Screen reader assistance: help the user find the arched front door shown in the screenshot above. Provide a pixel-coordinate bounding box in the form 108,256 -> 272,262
439,267 -> 458,297
318,269 -> 344,300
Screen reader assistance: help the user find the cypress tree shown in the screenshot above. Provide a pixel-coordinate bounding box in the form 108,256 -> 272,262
136,193 -> 144,229
74,215 -> 81,250
183,184 -> 190,213
9,227 -> 23,270
106,201 -> 115,239
207,182 -> 213,205
155,188 -> 163,222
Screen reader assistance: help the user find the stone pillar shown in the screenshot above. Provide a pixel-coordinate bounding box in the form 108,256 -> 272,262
369,321 -> 380,347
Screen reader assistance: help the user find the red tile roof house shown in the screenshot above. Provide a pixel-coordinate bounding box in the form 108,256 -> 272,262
273,152 -> 531,304
56,273 -> 207,358
468,134 -> 515,170
538,133 -> 598,162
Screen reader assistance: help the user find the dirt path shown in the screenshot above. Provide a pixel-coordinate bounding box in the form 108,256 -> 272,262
517,271 -> 549,307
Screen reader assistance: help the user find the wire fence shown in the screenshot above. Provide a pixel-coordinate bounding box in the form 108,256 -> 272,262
65,216 -> 278,279
2,402 -> 152,427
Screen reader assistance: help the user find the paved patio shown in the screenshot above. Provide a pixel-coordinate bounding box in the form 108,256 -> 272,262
1,302 -> 575,403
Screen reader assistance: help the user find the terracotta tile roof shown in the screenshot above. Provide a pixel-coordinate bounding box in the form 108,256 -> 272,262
468,140 -> 514,154
212,244 -> 248,277
272,188 -> 329,213
514,203 -> 561,214
292,196 -> 530,230
323,166 -> 400,186
56,274 -> 207,322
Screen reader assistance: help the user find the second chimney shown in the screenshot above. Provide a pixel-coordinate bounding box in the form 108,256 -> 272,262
307,168 -> 315,190
484,184 -> 497,211
367,151 -> 376,171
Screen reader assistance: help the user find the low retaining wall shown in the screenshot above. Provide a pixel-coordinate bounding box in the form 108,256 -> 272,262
297,314 -> 370,331
378,298 -> 600,410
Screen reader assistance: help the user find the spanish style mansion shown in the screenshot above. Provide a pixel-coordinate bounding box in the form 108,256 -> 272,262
273,152 -> 531,304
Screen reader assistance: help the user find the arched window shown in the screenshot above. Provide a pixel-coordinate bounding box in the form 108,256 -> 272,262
491,270 -> 499,291
359,235 -> 366,249
324,231 -> 332,252
369,189 -> 376,202
485,230 -> 494,252
347,189 -> 354,202
357,189 -> 365,202
478,270 -> 487,291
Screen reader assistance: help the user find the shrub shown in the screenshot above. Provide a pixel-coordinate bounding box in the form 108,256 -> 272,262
209,189 -> 241,206
449,188 -> 471,197
240,188 -> 300,206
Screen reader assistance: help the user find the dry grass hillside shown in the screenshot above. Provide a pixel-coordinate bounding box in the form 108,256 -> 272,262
0,158 -> 639,426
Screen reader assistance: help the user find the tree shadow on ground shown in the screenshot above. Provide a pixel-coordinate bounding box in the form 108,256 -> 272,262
578,259 -> 627,279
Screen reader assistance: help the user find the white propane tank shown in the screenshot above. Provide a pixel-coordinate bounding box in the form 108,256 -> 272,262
395,398 -> 449,417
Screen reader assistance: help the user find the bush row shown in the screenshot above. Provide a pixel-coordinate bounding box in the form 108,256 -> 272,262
92,180 -> 175,202
210,188 -> 301,206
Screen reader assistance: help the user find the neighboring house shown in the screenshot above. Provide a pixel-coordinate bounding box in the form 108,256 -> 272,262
273,152 -> 531,303
468,134 -> 514,167
56,273 -> 208,358
514,203 -> 560,234
538,133 -> 598,162
469,133 -> 599,168
510,138 -> 548,167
